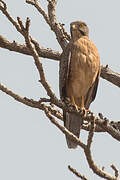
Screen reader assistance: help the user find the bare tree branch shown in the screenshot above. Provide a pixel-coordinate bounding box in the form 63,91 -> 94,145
44,105 -> 86,149
0,35 -> 61,60
83,114 -> 120,180
15,16 -> 58,101
31,38 -> 61,60
111,164 -> 119,178
43,106 -> 120,180
0,1 -> 22,34
26,0 -> 50,25
84,147 -> 119,180
47,0 -> 67,49
68,165 -> 89,180
43,109 -> 120,180
101,65 -> 120,88
82,123 -> 105,132
1,39 -> 120,91
0,83 -> 49,113
95,117 -> 120,142
0,83 -> 62,120
87,114 -> 95,149
26,0 -> 68,49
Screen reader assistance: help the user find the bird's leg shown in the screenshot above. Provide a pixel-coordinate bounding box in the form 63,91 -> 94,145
71,96 -> 79,111
81,96 -> 87,117
81,96 -> 91,117
81,96 -> 85,110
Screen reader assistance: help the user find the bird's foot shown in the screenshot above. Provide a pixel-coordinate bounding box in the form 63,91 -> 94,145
80,108 -> 91,119
74,104 -> 80,111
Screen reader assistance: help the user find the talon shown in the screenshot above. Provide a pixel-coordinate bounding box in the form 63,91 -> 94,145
71,96 -> 80,111
74,104 -> 80,111
80,107 -> 86,118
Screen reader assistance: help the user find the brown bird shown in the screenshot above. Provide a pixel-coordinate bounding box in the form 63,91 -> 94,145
59,21 -> 101,148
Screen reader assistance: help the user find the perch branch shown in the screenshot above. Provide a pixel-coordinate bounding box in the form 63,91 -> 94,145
0,83 -> 62,120
43,105 -> 120,180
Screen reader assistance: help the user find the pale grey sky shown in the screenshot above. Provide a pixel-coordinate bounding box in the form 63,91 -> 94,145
0,0 -> 120,180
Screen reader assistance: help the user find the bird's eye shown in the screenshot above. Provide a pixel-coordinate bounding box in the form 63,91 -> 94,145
79,24 -> 84,28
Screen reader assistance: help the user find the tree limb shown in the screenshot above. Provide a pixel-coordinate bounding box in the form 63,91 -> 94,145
101,65 -> 120,88
0,83 -> 62,120
31,38 -> 61,60
0,35 -> 61,60
43,105 -> 86,149
26,0 -> 68,49
84,148 -> 119,180
43,105 -> 120,180
47,0 -> 67,49
95,117 -> 120,142
83,116 -> 120,180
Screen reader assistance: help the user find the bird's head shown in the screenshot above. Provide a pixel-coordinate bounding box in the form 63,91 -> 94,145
70,21 -> 89,40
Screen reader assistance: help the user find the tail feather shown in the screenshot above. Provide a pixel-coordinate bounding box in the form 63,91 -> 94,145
64,111 -> 83,148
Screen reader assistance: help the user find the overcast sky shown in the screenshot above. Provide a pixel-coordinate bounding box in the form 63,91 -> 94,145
0,0 -> 120,180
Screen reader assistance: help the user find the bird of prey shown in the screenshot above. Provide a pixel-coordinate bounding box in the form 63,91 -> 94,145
59,21 -> 101,148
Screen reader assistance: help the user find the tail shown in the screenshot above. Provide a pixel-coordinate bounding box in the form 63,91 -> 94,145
63,111 -> 83,149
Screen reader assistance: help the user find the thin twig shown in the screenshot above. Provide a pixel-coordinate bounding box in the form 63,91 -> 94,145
87,113 -> 95,148
43,105 -> 86,149
84,147 -> 119,180
26,0 -> 50,26
0,83 -> 62,120
16,16 -> 58,101
0,35 -> 61,60
0,1 -> 22,34
31,37 -> 61,60
47,0 -> 67,49
68,165 -> 89,180
26,0 -> 68,49
111,164 -> 119,178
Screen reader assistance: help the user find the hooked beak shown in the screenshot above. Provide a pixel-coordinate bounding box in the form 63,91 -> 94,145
79,29 -> 86,36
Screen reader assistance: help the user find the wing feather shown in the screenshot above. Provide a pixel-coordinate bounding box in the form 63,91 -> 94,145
85,68 -> 101,109
59,43 -> 72,99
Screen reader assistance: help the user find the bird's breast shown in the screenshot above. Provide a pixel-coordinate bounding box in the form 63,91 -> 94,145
66,38 -> 100,98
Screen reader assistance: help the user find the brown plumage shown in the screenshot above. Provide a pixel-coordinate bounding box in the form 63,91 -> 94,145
59,21 -> 100,148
